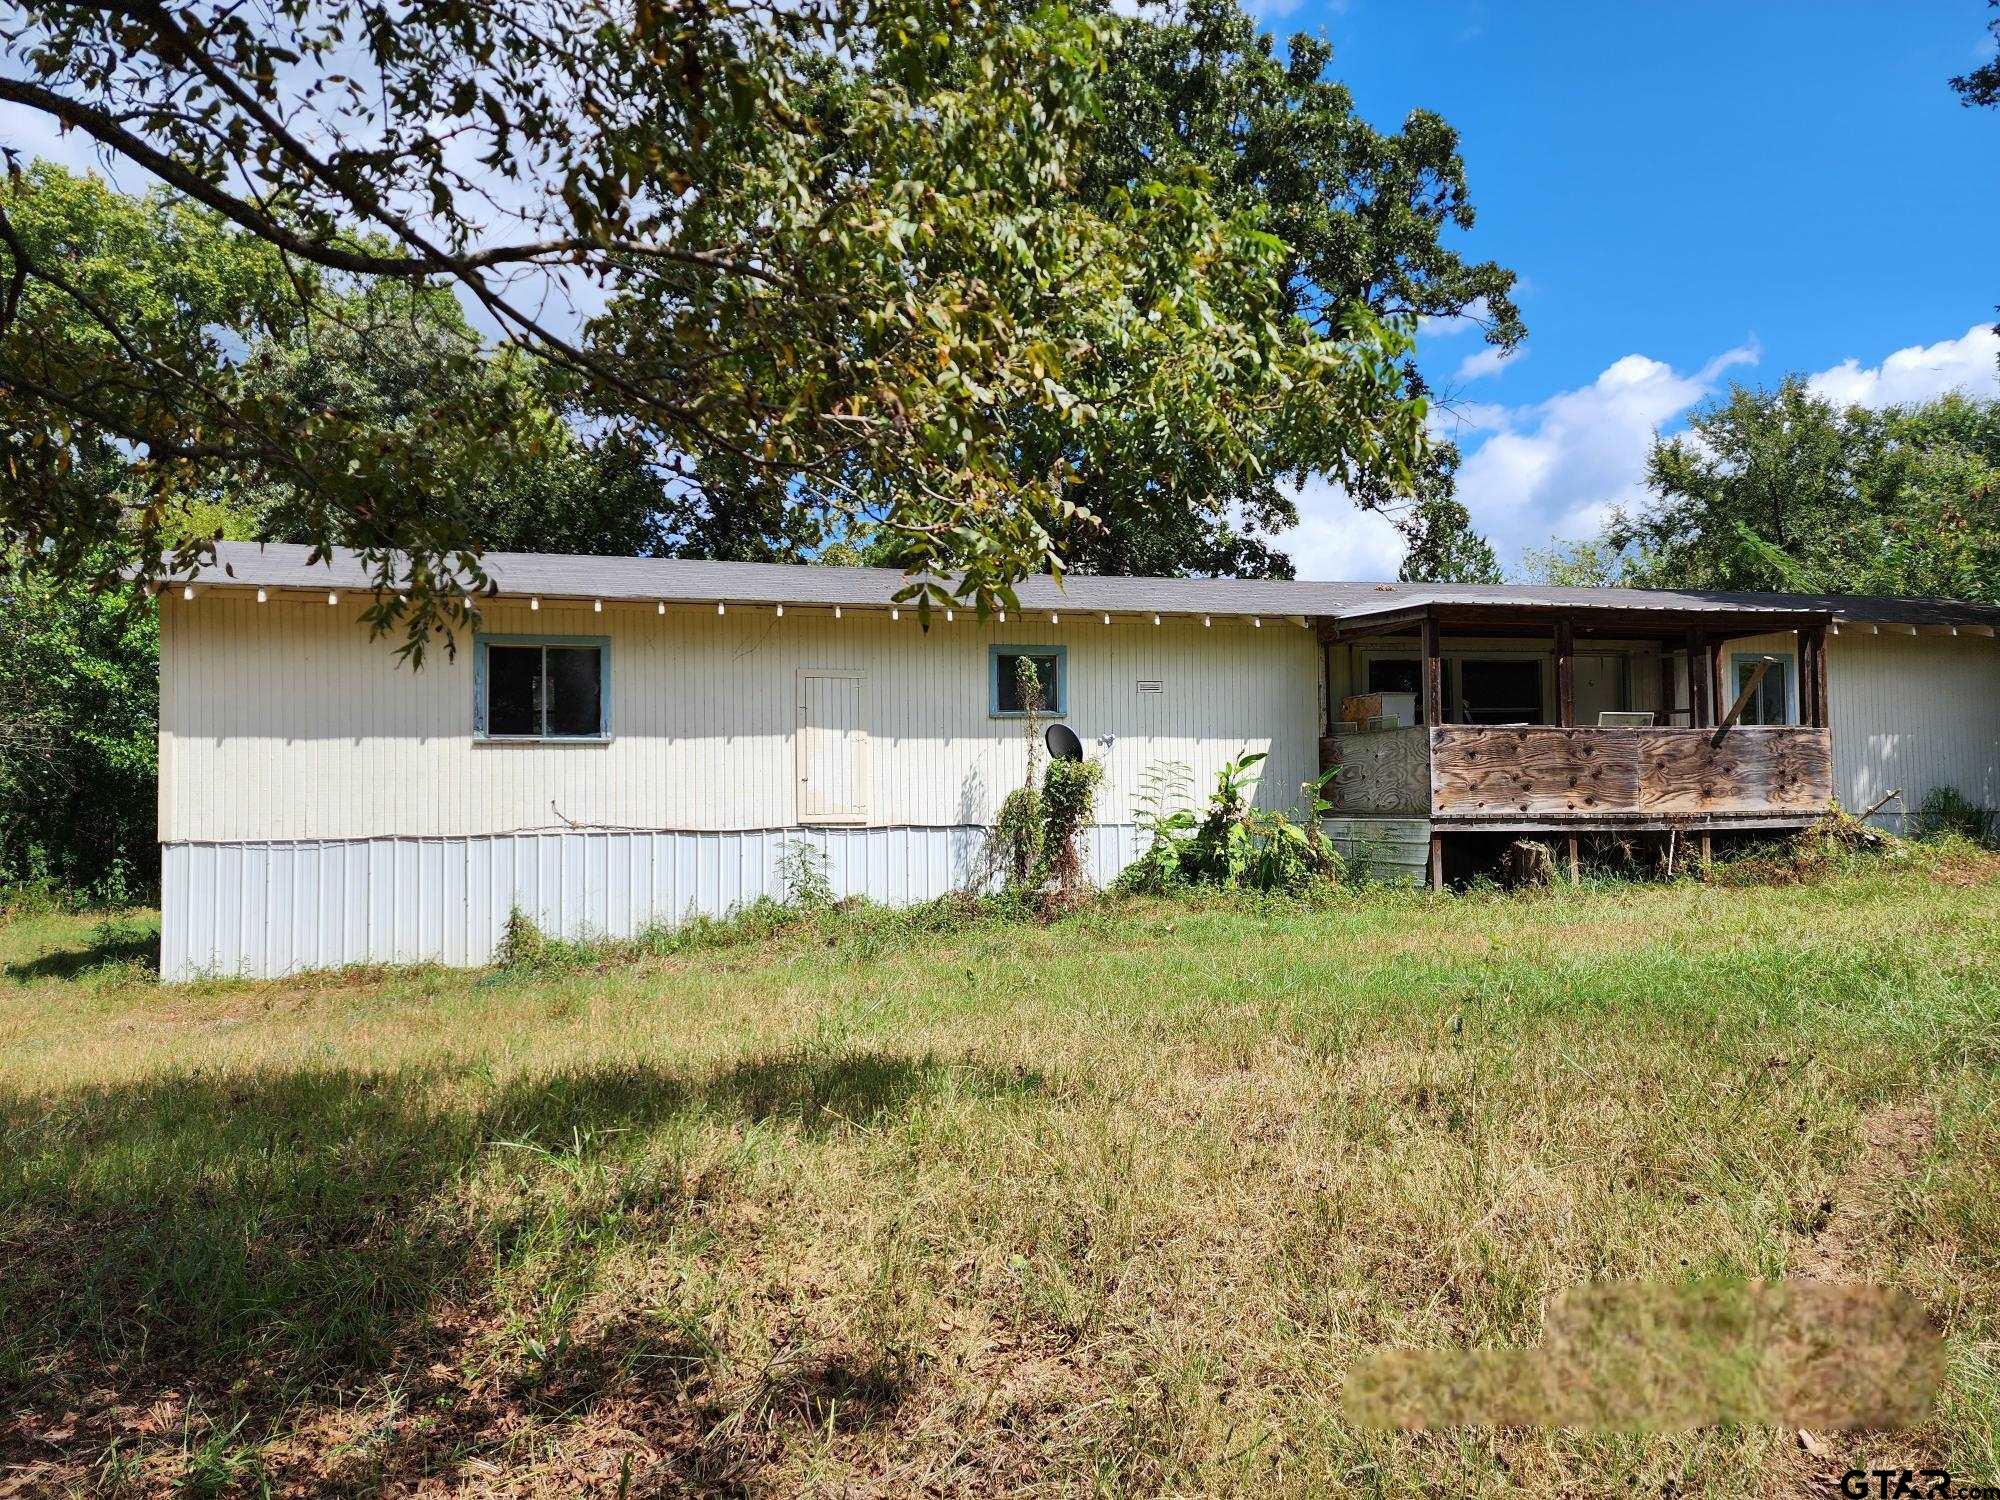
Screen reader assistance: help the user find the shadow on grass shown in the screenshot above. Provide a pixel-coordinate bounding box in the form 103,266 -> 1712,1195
0,1049 -> 1041,1488
3,916 -> 160,982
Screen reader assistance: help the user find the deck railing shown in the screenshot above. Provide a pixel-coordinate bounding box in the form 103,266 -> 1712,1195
1322,724 -> 1834,828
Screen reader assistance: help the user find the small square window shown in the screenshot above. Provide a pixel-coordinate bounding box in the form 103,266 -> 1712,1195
476,637 -> 609,740
991,646 -> 1065,716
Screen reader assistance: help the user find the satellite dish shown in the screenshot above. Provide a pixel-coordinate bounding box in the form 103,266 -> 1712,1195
1045,723 -> 1084,762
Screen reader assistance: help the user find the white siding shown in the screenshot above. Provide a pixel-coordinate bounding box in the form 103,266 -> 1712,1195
159,593 -> 1321,840
1729,629 -> 2000,827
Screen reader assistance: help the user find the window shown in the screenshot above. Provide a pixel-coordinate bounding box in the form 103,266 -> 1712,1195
1457,658 -> 1545,724
1731,653 -> 1794,725
990,646 -> 1065,716
475,636 -> 610,740
1365,656 -> 1425,724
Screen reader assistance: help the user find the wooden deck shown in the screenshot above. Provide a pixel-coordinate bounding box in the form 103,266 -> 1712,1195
1321,725 -> 1834,831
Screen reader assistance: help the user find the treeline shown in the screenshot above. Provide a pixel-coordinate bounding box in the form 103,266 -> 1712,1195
1525,378 -> 2000,602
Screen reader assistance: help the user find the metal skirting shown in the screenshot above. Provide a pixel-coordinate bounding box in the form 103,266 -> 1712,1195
159,825 -> 1150,981
1321,816 -> 1431,884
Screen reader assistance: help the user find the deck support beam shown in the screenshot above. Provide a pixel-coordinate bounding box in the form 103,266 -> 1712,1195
1421,613 -> 1444,727
1429,834 -> 1445,891
1800,622 -> 1830,729
1555,618 -> 1576,728
1687,630 -> 1712,728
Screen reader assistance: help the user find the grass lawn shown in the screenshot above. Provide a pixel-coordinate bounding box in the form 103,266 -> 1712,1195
3,851 -> 1999,1496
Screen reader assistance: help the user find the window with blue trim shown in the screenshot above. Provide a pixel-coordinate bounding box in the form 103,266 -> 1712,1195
990,645 -> 1065,716
475,635 -> 611,739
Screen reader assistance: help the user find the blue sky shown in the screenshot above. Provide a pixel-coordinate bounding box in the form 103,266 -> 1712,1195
1274,0 -> 2000,579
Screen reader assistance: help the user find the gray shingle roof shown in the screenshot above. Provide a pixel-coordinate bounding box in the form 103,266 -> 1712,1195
167,542 -> 2000,630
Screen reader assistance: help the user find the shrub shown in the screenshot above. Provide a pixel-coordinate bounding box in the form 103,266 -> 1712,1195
777,838 -> 836,909
1121,752 -> 1341,897
1914,785 -> 1995,845
1038,755 -> 1103,900
984,657 -> 1047,887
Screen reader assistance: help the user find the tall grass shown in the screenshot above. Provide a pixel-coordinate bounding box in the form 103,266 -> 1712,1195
1,851 -> 1996,1495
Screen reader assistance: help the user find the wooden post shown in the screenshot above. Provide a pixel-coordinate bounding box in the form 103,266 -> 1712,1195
1802,623 -> 1830,728
1567,834 -> 1580,884
1555,617 -> 1575,728
1421,612 -> 1444,727
1658,652 -> 1675,726
1429,834 -> 1445,891
1699,831 -> 1713,867
1687,630 -> 1711,727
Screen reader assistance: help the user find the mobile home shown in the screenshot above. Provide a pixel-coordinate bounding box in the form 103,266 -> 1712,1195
155,544 -> 2000,978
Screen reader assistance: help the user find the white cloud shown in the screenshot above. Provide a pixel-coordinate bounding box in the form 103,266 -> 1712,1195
1449,342 -> 1757,553
1453,344 -> 1519,383
1274,477 -> 1407,582
1417,297 -> 1491,342
1805,324 -> 2000,409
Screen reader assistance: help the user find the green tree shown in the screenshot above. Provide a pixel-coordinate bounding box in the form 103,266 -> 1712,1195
1395,447 -> 1503,583
0,558 -> 159,897
1516,538 -> 1620,589
1563,380 -> 2000,602
1,0 -> 1427,642
1951,1 -> 2000,109
1039,0 -> 1520,578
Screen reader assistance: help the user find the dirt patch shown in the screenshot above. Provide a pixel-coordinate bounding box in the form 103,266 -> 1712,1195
1777,1098 -> 1939,1496
1790,1100 -> 1933,1284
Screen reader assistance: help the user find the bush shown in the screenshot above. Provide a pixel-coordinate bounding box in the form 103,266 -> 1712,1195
777,838 -> 836,909
0,564 -> 160,902
1120,753 -> 1341,897
1038,755 -> 1103,901
1913,786 -> 1995,845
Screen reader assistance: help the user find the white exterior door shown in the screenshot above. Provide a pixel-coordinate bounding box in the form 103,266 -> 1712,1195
796,670 -> 869,823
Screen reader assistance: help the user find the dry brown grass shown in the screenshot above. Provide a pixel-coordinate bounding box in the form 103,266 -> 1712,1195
2,854 -> 1998,1496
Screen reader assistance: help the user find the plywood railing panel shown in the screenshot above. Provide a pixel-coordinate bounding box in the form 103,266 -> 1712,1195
1429,725 -> 1833,824
1321,727 -> 1432,816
